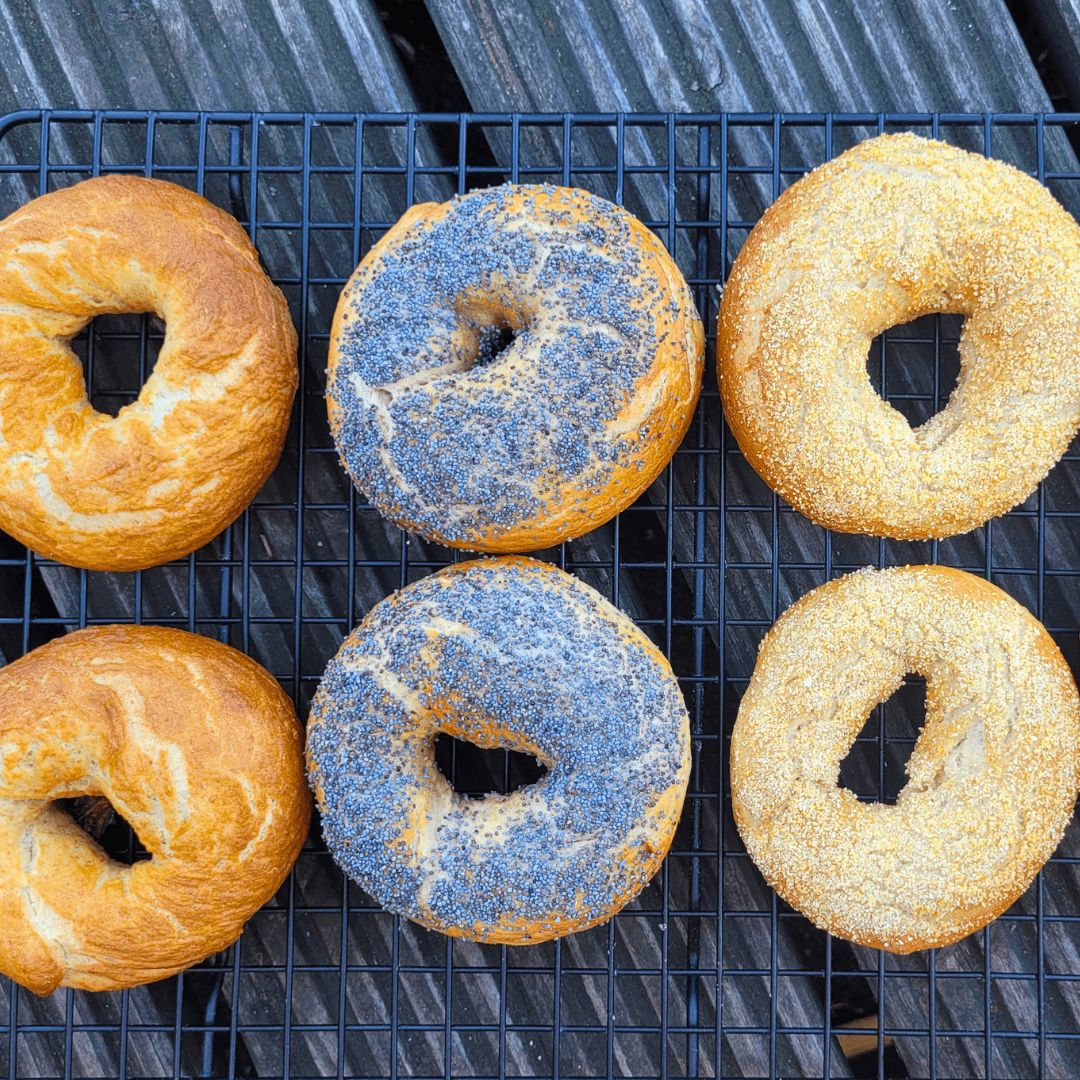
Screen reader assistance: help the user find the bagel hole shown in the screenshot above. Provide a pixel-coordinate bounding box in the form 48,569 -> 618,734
867,313 -> 962,428
433,733 -> 548,798
72,311 -> 165,417
55,795 -> 151,865
837,676 -> 927,805
472,321 -> 517,368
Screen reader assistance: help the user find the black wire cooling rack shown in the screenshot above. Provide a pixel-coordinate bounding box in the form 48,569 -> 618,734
2,110 -> 1080,1080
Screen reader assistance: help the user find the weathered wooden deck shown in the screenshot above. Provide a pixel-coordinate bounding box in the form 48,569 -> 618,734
2,3 -> 1080,1079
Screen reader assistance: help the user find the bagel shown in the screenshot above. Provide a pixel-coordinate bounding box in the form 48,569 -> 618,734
306,556 -> 691,943
326,184 -> 704,552
0,625 -> 312,994
718,132 -> 1080,539
0,175 -> 297,571
730,565 -> 1080,953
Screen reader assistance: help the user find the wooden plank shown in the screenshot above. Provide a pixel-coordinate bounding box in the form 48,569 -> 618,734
423,0 -> 1080,216
420,3 -> 1080,1077
0,0 -> 416,114
0,3 -> 441,1069
424,0 -> 1052,114
0,105 -> 672,1077
2,2 -> 1078,1076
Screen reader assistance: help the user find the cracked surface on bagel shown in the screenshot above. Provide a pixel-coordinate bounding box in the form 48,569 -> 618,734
0,625 -> 311,994
0,175 -> 297,570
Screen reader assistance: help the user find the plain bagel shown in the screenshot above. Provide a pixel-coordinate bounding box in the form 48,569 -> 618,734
730,565 -> 1080,953
327,184 -> 704,552
718,132 -> 1080,539
0,175 -> 297,570
306,556 -> 691,943
0,625 -> 311,994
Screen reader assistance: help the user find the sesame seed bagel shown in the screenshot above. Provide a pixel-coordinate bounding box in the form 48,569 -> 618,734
0,625 -> 312,995
306,556 -> 691,943
327,184 -> 704,551
718,132 -> 1080,539
0,175 -> 298,570
730,565 -> 1080,954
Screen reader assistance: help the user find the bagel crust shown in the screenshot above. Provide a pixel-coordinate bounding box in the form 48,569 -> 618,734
0,625 -> 312,994
730,566 -> 1080,954
718,133 -> 1080,539
306,556 -> 691,943
0,175 -> 298,570
327,184 -> 704,551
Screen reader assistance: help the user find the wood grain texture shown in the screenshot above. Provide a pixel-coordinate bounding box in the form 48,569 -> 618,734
423,0 -> 1080,225
419,1 -> 1080,1075
0,2 -> 436,1074
424,0 -> 1050,114
0,0 -> 1077,1076
0,0 -> 415,112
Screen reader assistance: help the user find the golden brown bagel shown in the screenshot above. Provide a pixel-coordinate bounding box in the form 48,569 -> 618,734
730,566 -> 1080,953
0,175 -> 298,570
0,625 -> 312,994
327,184 -> 704,552
306,556 -> 691,943
718,133 -> 1080,539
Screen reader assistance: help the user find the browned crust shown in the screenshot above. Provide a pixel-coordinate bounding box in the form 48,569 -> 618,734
0,625 -> 312,994
0,175 -> 298,570
717,132 -> 1080,540
327,186 -> 704,551
730,566 -> 1080,953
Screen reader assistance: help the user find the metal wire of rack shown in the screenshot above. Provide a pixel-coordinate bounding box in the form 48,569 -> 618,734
1,110 -> 1080,1079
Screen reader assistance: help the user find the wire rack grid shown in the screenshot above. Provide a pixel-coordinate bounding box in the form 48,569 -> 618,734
1,110 -> 1080,1080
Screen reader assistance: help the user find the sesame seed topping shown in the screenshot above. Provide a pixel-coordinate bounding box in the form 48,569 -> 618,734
730,564 -> 1080,953
718,132 -> 1080,540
